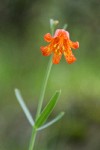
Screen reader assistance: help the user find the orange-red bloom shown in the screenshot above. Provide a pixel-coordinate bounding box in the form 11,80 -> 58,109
41,29 -> 79,64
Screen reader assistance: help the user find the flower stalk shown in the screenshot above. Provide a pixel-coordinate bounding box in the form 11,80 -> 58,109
28,57 -> 52,150
35,55 -> 53,119
14,19 -> 79,150
28,20 -> 56,150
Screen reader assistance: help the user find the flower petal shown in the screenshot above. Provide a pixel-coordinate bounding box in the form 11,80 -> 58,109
52,53 -> 62,64
70,41 -> 79,49
64,50 -> 76,64
44,33 -> 53,42
65,31 -> 69,38
54,29 -> 62,37
41,46 -> 52,56
54,29 -> 69,39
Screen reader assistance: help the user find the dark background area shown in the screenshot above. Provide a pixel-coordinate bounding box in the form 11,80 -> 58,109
0,0 -> 100,150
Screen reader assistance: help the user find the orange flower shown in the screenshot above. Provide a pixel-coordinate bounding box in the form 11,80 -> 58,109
41,29 -> 79,64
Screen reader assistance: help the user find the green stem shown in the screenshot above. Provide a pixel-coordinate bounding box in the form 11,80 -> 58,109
28,19 -> 55,150
28,127 -> 37,150
35,55 -> 53,119
28,56 -> 53,150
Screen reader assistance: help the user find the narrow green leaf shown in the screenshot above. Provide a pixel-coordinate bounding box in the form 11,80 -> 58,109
38,112 -> 65,131
50,19 -> 54,27
35,90 -> 61,128
63,24 -> 68,30
15,88 -> 34,126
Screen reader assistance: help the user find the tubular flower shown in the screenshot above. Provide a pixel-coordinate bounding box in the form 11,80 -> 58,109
41,29 -> 79,64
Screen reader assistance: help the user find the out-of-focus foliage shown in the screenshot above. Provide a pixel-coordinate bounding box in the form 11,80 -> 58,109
0,0 -> 100,150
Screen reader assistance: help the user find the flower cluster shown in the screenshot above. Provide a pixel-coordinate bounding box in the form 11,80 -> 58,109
41,29 -> 79,64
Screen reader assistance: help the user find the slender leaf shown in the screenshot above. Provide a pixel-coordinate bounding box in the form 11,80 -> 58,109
50,19 -> 54,27
63,24 -> 68,30
38,112 -> 64,131
35,90 -> 61,128
15,88 -> 34,126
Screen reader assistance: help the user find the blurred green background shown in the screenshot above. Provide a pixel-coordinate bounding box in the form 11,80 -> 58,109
0,0 -> 100,150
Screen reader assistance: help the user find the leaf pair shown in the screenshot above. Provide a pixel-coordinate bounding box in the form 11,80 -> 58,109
35,90 -> 64,129
15,89 -> 64,131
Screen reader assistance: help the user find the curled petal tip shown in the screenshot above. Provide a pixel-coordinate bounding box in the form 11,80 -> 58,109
70,41 -> 79,49
74,41 -> 79,49
75,41 -> 79,49
41,46 -> 51,56
64,52 -> 77,64
53,53 -> 62,64
67,57 -> 76,64
44,33 -> 52,42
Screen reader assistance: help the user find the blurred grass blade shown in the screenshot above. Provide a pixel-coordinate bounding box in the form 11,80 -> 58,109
15,88 -> 34,126
38,112 -> 64,131
35,90 -> 61,128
